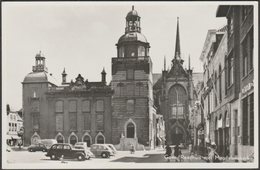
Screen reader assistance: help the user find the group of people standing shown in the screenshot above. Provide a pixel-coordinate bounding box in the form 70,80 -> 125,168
165,144 -> 183,162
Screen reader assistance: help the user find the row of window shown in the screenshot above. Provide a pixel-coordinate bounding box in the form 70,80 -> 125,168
9,123 -> 17,132
55,100 -> 104,113
9,114 -> 17,121
56,134 -> 105,146
32,113 -> 104,132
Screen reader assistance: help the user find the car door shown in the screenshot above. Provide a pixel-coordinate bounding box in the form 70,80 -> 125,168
63,144 -> 72,159
91,145 -> 98,156
56,144 -> 63,158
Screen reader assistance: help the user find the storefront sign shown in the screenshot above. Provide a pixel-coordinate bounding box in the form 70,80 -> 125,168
242,82 -> 254,94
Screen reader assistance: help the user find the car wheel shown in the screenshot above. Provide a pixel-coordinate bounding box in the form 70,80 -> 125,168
77,154 -> 85,161
42,149 -> 46,152
50,154 -> 56,160
101,152 -> 108,158
29,149 -> 33,152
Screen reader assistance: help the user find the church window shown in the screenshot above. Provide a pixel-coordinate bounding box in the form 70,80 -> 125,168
138,46 -> 145,57
69,113 -> 77,131
84,113 -> 91,130
69,100 -> 77,112
119,47 -> 125,58
32,113 -> 40,131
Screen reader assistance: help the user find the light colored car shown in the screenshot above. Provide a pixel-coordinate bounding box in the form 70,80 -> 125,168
105,144 -> 117,154
74,142 -> 88,150
90,144 -> 114,158
74,145 -> 94,158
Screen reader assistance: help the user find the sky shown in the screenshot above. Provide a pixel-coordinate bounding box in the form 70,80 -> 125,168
2,2 -> 230,111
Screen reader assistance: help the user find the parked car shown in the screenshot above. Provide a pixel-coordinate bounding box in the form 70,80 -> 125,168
90,144 -> 114,158
105,144 -> 117,154
74,142 -> 88,150
28,143 -> 47,152
74,145 -> 94,158
45,143 -> 91,161
39,139 -> 57,150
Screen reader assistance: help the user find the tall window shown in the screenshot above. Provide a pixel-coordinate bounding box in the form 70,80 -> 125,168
119,47 -> 125,58
96,100 -> 104,112
56,114 -> 64,131
31,100 -> 40,112
96,114 -> 104,131
126,69 -> 134,80
138,46 -> 145,56
55,101 -> 63,113
242,28 -> 254,76
219,65 -> 222,103
249,28 -> 254,71
84,113 -> 91,130
69,101 -> 77,131
168,85 -> 186,119
82,100 -> 90,113
228,14 -> 234,37
32,113 -> 40,131
126,99 -> 134,113
214,72 -> 218,107
226,53 -> 234,88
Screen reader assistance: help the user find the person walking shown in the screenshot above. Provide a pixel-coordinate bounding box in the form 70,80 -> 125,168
202,142 -> 221,163
130,144 -> 135,154
174,144 -> 182,162
165,144 -> 172,162
188,143 -> 193,156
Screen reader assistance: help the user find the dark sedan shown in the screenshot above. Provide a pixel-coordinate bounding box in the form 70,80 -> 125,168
28,143 -> 47,152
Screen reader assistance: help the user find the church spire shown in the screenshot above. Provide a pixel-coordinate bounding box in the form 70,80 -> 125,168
164,55 -> 166,71
174,17 -> 181,60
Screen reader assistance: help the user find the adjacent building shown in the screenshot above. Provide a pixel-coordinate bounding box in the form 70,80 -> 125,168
216,5 -> 254,160
153,18 -> 203,146
22,52 -> 113,146
6,104 -> 23,146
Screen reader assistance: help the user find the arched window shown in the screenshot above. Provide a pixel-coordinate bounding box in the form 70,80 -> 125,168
83,135 -> 91,147
126,122 -> 135,138
57,135 -> 64,143
97,135 -> 104,144
70,135 -> 77,145
138,46 -> 145,57
55,101 -> 63,113
168,84 -> 187,119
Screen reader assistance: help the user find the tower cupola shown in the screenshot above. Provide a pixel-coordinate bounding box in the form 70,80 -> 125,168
32,51 -> 48,72
125,6 -> 141,33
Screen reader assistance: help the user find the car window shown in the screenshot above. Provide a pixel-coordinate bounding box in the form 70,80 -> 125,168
51,145 -> 57,149
57,145 -> 63,149
63,145 -> 71,150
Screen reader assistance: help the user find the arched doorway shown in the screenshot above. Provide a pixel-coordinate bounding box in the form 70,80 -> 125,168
97,135 -> 104,144
171,126 -> 184,145
83,135 -> 91,147
69,135 -> 77,145
126,122 -> 135,138
57,135 -> 64,143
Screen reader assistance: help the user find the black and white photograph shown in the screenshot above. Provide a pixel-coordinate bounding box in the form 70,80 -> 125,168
1,1 -> 258,169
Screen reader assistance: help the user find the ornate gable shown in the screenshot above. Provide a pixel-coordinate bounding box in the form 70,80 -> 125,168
167,60 -> 189,79
69,74 -> 87,91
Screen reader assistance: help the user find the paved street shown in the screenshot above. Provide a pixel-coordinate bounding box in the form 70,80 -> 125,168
3,147 -> 245,169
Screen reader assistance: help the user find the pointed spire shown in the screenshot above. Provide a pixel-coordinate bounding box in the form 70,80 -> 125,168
101,67 -> 106,74
164,56 -> 166,71
62,68 -> 67,75
188,55 -> 190,70
174,17 -> 181,60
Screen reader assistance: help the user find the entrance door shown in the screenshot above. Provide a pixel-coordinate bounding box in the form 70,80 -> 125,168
172,134 -> 183,145
126,123 -> 135,138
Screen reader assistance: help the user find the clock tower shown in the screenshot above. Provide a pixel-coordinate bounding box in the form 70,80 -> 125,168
111,6 -> 156,150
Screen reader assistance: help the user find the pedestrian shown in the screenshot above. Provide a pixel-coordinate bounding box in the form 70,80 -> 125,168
174,144 -> 181,162
207,142 -> 221,163
188,143 -> 193,156
130,144 -> 135,154
164,144 -> 172,162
